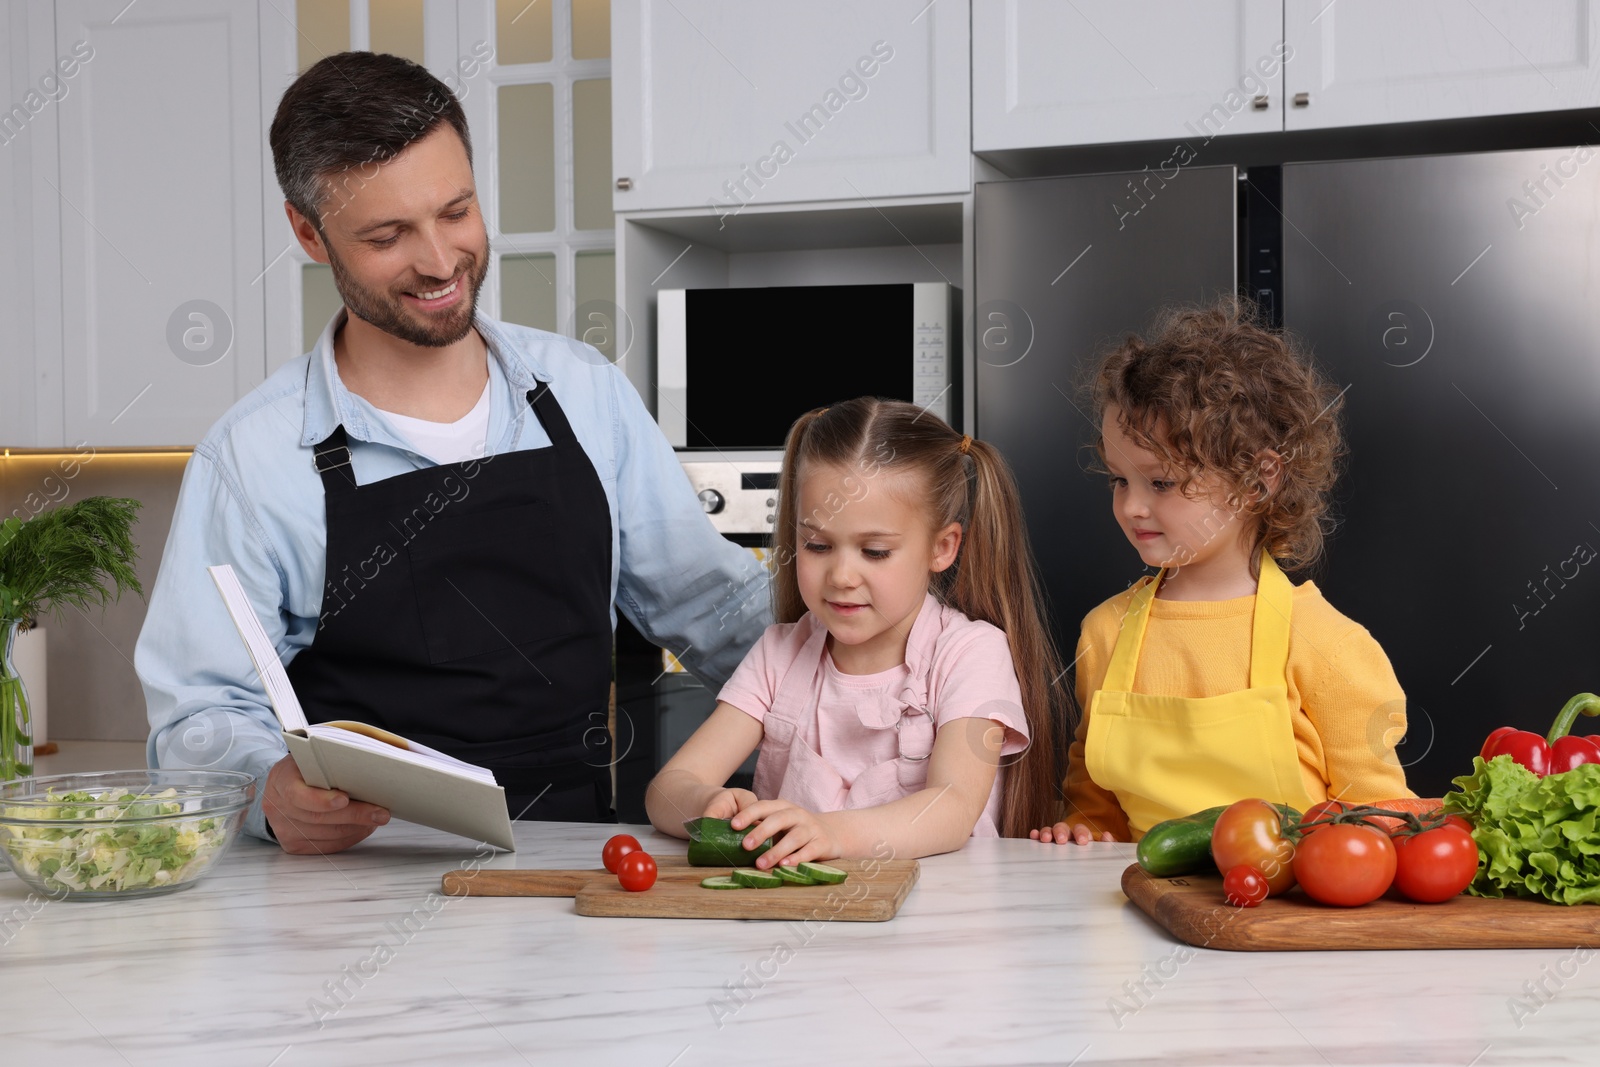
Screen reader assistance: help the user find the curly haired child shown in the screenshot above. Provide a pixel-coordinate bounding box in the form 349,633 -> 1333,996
1033,298 -> 1412,844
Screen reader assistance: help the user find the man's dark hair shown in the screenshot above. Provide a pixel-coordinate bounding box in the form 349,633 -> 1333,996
269,51 -> 472,230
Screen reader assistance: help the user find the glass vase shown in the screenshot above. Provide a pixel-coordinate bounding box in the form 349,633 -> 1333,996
0,618 -> 33,782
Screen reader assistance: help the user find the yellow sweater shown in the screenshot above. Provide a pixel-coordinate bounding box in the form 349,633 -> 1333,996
1063,579 -> 1412,841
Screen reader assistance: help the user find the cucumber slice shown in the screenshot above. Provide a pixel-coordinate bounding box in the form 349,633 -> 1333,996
699,875 -> 742,890
796,862 -> 848,885
731,867 -> 783,889
771,864 -> 818,886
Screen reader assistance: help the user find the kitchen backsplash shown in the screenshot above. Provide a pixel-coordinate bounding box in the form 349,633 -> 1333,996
0,452 -> 189,742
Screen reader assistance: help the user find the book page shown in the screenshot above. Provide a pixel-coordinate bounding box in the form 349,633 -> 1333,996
304,725 -> 497,785
315,720 -> 497,782
208,564 -> 307,732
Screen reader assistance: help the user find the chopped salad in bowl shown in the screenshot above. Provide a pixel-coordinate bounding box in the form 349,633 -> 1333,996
0,770 -> 255,900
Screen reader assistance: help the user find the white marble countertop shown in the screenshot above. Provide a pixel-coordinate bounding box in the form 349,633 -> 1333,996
2,817 -> 1593,1067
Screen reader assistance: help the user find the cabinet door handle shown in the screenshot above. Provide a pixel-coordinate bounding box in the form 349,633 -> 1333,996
1252,94 -> 1269,110
1293,92 -> 1311,107
616,177 -> 634,191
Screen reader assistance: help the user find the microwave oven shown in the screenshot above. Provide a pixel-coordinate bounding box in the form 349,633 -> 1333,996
659,282 -> 959,538
656,282 -> 960,450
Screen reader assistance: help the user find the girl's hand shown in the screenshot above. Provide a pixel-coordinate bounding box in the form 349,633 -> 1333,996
1030,821 -> 1116,845
701,787 -> 759,821
730,799 -> 841,869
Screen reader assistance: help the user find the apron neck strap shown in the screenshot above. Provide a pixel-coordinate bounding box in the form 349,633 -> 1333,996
311,425 -> 358,492
1249,551 -> 1294,690
1101,575 -> 1159,693
527,383 -> 578,447
1100,550 -> 1294,693
769,622 -> 831,723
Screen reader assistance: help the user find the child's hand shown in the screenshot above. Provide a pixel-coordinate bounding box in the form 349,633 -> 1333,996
729,799 -> 840,870
701,787 -> 759,822
1030,821 -> 1116,845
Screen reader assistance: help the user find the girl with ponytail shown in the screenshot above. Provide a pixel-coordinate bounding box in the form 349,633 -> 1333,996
647,399 -> 1065,864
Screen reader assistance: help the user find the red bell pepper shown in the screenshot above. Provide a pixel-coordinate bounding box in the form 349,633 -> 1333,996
1481,693 -> 1600,777
1552,734 -> 1600,774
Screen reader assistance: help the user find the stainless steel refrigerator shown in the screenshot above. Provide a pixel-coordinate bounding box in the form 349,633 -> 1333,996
976,148 -> 1600,797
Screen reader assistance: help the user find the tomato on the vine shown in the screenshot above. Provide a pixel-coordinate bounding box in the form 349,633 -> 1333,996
1212,799 -> 1297,895
616,850 -> 658,892
1392,825 -> 1478,903
1299,800 -> 1348,834
1293,823 -> 1396,906
1223,865 -> 1269,908
601,834 -> 641,874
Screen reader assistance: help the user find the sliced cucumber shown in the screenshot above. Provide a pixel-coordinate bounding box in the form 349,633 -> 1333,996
771,863 -> 818,886
683,817 -> 773,867
731,867 -> 783,889
796,862 -> 848,885
700,875 -> 742,890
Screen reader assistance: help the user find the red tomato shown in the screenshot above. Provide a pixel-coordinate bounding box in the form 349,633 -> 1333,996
1293,824 -> 1396,906
616,850 -> 657,892
1212,799 -> 1297,895
1223,865 -> 1269,908
1392,825 -> 1479,903
601,834 -> 641,874
1299,800 -> 1348,833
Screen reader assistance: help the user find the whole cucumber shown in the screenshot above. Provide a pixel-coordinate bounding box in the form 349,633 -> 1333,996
1135,803 -> 1302,878
1136,806 -> 1228,877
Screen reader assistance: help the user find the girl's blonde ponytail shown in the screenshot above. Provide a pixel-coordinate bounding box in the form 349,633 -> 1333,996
946,439 -> 1065,837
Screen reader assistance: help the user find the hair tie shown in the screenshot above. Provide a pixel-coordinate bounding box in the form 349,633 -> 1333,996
959,434 -> 973,455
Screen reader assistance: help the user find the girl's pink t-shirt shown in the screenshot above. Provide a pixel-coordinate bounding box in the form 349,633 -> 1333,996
717,594 -> 1029,836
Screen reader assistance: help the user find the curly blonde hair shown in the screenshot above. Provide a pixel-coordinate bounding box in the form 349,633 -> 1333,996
1087,297 -> 1346,572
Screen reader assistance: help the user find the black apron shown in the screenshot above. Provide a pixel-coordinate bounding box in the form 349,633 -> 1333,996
285,383 -> 615,822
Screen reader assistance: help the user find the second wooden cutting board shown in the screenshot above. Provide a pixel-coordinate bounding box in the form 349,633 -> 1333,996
1123,864 -> 1600,950
443,855 -> 919,921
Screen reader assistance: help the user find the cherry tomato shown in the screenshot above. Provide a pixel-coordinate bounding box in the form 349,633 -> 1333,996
601,833 -> 641,874
1212,799 -> 1297,896
616,850 -> 657,892
1293,823 -> 1396,906
1392,825 -> 1479,903
1223,865 -> 1269,908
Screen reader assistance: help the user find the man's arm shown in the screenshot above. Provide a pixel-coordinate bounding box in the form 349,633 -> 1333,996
606,368 -> 771,689
136,448 -> 386,848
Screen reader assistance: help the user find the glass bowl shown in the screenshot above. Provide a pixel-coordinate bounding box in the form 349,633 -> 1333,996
0,769 -> 256,900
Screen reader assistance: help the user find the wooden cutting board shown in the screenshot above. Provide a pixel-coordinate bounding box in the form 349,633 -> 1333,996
442,854 -> 920,921
1122,865 -> 1600,950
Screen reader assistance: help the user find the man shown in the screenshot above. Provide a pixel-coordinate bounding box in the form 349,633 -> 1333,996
136,52 -> 768,854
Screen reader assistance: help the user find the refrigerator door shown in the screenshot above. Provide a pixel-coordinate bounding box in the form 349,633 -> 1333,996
1284,148 -> 1600,796
975,167 -> 1239,664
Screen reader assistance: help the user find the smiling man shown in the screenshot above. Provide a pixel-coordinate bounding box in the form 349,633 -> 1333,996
136,53 -> 768,853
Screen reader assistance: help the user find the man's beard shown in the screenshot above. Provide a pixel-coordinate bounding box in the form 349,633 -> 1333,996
326,238 -> 491,348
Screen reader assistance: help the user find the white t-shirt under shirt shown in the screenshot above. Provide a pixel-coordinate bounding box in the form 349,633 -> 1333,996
380,379 -> 492,464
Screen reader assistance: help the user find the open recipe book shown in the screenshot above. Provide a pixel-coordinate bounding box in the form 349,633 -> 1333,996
208,564 -> 516,851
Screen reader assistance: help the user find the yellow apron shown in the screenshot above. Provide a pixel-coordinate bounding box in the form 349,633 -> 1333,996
1085,552 -> 1319,837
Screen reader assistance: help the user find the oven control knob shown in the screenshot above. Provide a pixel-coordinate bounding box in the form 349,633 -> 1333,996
697,488 -> 726,515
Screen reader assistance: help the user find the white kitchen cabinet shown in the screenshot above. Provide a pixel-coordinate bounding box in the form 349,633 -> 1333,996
3,0 -> 66,447
611,0 -> 970,213
50,0 -> 266,447
973,0 -> 1285,151
1283,0 -> 1600,131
